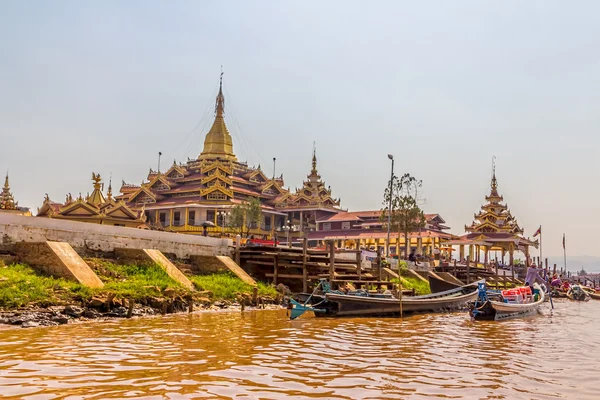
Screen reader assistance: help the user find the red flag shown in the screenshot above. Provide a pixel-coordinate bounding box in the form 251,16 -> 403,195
562,233 -> 565,249
533,226 -> 541,237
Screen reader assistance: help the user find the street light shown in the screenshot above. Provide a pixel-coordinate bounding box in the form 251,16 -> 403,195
218,211 -> 230,237
386,154 -> 394,259
284,219 -> 298,248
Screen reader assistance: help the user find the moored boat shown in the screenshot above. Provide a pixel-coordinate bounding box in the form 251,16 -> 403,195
469,282 -> 545,321
567,284 -> 591,301
289,279 -> 481,319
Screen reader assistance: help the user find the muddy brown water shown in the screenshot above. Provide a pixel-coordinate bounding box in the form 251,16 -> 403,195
0,299 -> 597,399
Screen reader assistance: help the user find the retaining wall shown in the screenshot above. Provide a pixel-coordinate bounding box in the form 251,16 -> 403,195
0,214 -> 232,259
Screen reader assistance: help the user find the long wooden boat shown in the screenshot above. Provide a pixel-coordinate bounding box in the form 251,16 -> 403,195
428,274 -> 461,293
568,284 -> 591,301
314,282 -> 480,317
470,283 -> 545,321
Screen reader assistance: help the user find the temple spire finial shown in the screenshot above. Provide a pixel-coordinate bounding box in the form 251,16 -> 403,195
311,142 -> 317,175
491,156 -> 497,190
3,171 -> 9,190
215,67 -> 224,117
107,173 -> 113,200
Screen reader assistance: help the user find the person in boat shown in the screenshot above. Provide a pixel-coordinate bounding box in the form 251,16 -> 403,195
525,263 -> 544,289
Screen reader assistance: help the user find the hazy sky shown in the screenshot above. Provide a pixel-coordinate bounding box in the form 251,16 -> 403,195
1,1 -> 599,257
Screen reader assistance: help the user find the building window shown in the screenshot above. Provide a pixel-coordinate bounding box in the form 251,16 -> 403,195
341,222 -> 350,230
207,192 -> 227,201
264,215 -> 272,231
323,223 -> 331,231
159,213 -> 166,226
174,211 -> 181,226
188,210 -> 195,225
206,210 -> 215,224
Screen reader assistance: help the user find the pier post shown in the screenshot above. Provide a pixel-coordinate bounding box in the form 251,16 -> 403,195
273,254 -> 278,285
302,238 -> 308,293
495,262 -> 499,290
329,241 -> 335,285
511,264 -> 515,286
356,249 -> 362,282
453,259 -> 457,278
466,256 -> 471,284
235,235 -> 241,266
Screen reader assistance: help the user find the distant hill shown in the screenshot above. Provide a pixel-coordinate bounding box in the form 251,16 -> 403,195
546,255 -> 600,273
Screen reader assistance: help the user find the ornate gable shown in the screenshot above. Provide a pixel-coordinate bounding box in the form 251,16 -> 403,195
165,162 -> 188,179
60,200 -> 100,216
129,186 -> 158,205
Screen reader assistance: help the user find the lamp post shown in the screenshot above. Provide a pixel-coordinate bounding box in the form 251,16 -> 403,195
386,154 -> 394,259
285,219 -> 297,248
218,211 -> 230,237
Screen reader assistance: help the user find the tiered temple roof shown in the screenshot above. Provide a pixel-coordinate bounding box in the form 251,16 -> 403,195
115,75 -> 341,234
116,75 -> 291,215
0,174 -> 17,211
0,173 -> 30,215
37,173 -> 146,227
450,167 -> 537,263
465,170 -> 524,235
279,148 -> 341,210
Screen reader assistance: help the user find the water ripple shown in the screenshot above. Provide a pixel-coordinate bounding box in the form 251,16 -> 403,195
0,299 -> 598,399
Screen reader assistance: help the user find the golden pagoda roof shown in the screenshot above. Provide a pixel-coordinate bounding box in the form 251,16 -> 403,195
198,73 -> 238,162
0,173 -> 17,210
87,173 -> 106,206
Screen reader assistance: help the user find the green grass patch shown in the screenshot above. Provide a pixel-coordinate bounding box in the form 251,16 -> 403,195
190,272 -> 277,300
85,259 -> 186,301
392,276 -> 431,295
0,263 -> 91,308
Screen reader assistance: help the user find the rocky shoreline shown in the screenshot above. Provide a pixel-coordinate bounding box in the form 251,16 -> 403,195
0,299 -> 286,328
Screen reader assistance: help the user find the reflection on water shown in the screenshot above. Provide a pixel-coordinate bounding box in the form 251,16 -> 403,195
0,299 -> 598,399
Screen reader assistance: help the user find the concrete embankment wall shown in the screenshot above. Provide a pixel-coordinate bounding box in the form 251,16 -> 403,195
15,241 -> 104,288
0,214 -> 232,259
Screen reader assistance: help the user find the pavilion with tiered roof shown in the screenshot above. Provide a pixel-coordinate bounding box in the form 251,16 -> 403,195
449,167 -> 537,265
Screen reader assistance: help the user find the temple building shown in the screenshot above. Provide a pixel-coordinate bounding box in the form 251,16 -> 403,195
0,173 -> 31,216
115,76 -> 342,238
310,210 -> 455,253
448,167 -> 537,265
280,147 -> 342,237
36,173 -> 147,228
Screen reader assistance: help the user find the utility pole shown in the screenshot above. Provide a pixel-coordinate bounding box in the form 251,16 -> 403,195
386,154 -> 394,258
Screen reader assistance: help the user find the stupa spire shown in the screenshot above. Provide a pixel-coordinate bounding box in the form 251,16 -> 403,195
311,142 -> 318,175
198,69 -> 238,162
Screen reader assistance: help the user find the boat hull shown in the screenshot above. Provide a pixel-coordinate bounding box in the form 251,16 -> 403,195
428,275 -> 461,294
322,284 -> 479,317
471,286 -> 545,321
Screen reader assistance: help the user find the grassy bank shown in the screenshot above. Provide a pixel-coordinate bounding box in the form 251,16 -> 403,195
85,258 -> 186,301
0,260 -> 278,310
190,272 -> 278,300
0,263 -> 88,308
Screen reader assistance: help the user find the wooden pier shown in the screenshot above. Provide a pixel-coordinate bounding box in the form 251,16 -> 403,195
237,239 -> 398,292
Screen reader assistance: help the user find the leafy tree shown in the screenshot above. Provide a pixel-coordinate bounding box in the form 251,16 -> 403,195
228,197 -> 262,237
381,173 -> 426,259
